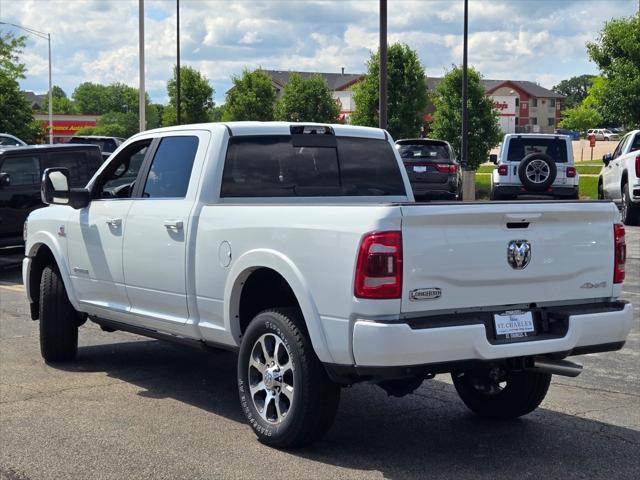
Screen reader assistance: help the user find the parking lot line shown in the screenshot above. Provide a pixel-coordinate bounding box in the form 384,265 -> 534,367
0,282 -> 24,293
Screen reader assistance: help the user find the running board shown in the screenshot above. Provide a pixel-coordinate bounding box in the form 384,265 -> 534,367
89,316 -> 238,353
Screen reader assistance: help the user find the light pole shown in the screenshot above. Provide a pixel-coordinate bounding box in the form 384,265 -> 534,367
0,20 -> 53,143
138,0 -> 146,132
379,0 -> 387,130
176,0 -> 181,125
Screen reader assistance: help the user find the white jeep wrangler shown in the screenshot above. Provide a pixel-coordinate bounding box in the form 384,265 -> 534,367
490,134 -> 579,200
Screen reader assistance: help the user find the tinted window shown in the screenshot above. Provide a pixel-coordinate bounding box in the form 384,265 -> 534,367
506,138 -> 568,163
142,136 -> 198,198
397,143 -> 450,160
221,135 -> 405,197
630,134 -> 640,152
98,142 -> 149,198
0,156 -> 40,186
48,151 -> 97,187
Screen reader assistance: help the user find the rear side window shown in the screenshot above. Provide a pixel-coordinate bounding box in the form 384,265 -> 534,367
506,138 -> 568,163
142,136 -> 198,198
397,143 -> 450,160
48,151 -> 98,187
630,134 -> 640,152
221,136 -> 405,197
0,155 -> 40,186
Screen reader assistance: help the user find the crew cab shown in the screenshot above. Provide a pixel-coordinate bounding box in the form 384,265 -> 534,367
490,134 -> 579,200
599,129 -> 640,225
23,123 -> 633,448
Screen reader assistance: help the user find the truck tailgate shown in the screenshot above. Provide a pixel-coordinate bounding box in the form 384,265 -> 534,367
400,202 -> 617,314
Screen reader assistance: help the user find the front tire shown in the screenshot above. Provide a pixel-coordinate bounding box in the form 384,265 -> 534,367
39,266 -> 78,362
452,368 -> 551,419
237,308 -> 340,448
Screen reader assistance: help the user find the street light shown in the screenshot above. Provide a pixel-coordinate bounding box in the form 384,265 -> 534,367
0,20 -> 53,144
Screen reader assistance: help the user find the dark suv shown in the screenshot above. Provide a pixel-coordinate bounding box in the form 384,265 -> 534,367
68,135 -> 125,161
0,144 -> 102,247
395,138 -> 461,200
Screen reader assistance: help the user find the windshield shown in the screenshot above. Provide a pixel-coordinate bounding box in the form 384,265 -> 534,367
506,138 -> 568,163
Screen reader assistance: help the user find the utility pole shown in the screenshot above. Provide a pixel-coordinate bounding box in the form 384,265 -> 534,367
379,0 -> 387,130
461,0 -> 475,200
138,0 -> 145,132
176,0 -> 181,125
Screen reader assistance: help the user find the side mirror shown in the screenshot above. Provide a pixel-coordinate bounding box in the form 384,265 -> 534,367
41,168 -> 70,205
489,154 -> 498,164
602,153 -> 612,165
42,168 -> 91,209
0,172 -> 10,188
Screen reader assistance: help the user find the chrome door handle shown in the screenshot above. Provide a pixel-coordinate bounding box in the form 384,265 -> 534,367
105,217 -> 122,227
163,220 -> 183,231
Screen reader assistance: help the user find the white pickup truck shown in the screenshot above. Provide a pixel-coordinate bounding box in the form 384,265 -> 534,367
23,122 -> 633,448
599,129 -> 640,225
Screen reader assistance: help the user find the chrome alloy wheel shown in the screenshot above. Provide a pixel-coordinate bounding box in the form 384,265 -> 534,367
248,333 -> 295,424
525,159 -> 551,184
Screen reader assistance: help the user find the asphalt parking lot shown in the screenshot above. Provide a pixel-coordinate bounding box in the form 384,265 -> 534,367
1,228 -> 638,480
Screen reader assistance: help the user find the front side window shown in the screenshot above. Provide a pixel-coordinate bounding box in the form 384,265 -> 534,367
96,141 -> 150,198
142,136 -> 199,198
221,135 -> 405,197
0,155 -> 41,186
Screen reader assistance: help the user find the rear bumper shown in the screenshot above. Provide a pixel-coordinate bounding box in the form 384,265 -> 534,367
494,185 -> 578,198
351,302 -> 633,367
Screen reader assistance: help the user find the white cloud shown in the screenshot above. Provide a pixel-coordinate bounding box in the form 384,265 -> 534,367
1,0 -> 637,103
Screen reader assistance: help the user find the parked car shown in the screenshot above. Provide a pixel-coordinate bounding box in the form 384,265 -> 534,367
490,134 -> 578,200
554,128 -> 580,141
395,138 -> 461,199
68,135 -> 125,161
0,133 -> 27,149
587,129 -> 620,141
598,129 -> 640,225
24,122 -> 632,449
0,144 -> 101,247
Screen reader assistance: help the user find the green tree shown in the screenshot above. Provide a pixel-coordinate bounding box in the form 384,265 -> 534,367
146,103 -> 164,129
558,104 -> 602,132
42,86 -> 78,114
163,65 -> 215,126
351,43 -> 427,139
0,32 -> 44,143
586,13 -> 640,127
430,66 -> 502,171
552,74 -> 595,110
73,82 -> 139,115
223,68 -> 276,121
274,73 -> 340,123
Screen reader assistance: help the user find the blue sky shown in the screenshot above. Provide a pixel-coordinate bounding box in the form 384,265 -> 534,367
1,0 -> 638,105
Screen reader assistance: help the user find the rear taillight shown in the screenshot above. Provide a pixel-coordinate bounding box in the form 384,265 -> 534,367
614,224 -> 626,284
355,231 -> 402,299
498,165 -> 508,175
635,154 -> 640,177
566,166 -> 576,178
435,163 -> 458,174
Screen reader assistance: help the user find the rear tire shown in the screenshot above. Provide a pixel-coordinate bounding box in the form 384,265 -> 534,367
490,188 -> 502,201
39,266 -> 78,363
621,183 -> 640,226
237,308 -> 340,448
597,179 -> 604,200
452,368 -> 551,419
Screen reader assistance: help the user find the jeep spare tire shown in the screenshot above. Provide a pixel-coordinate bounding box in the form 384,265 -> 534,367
518,153 -> 557,192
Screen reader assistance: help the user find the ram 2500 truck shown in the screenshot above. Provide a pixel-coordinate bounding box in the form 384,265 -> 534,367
23,122 -> 633,448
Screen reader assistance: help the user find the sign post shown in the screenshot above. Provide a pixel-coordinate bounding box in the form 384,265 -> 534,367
588,134 -> 596,161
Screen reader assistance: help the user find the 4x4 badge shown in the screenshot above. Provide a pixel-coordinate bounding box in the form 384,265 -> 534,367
507,240 -> 531,270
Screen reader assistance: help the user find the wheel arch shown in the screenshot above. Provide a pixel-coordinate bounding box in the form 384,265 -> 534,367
224,249 -> 334,364
25,232 -> 79,317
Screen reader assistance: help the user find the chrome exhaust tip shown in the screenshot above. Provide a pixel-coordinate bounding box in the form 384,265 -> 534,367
529,357 -> 583,377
